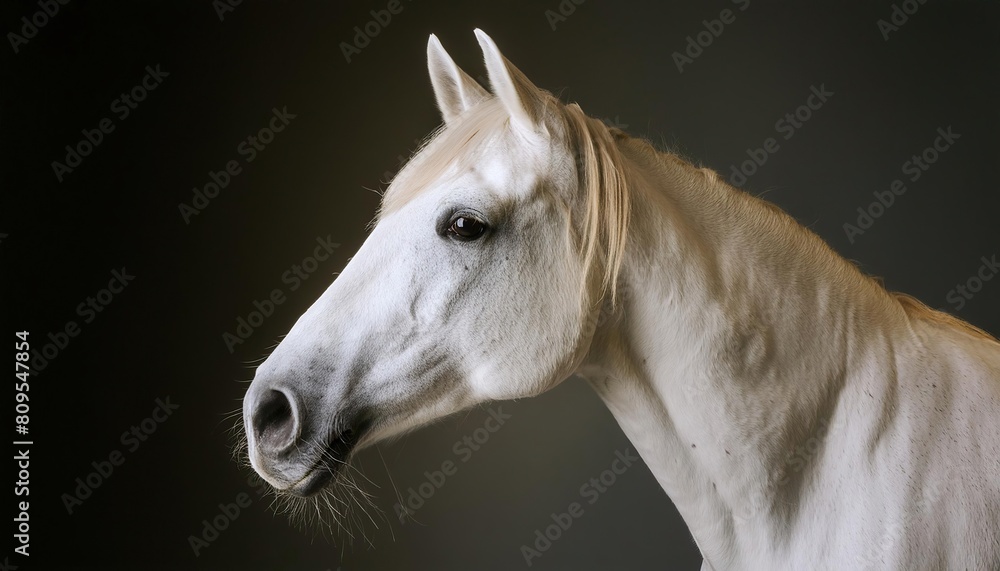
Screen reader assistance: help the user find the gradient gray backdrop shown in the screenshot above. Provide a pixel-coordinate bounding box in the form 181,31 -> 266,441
3,1 -> 999,569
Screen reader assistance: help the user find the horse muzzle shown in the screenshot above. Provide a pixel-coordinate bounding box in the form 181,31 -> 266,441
243,381 -> 368,497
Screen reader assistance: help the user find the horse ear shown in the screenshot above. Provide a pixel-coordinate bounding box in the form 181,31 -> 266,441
474,29 -> 546,131
427,34 -> 489,124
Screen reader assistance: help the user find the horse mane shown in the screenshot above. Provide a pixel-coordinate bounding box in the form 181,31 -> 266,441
616,129 -> 1000,346
891,291 -> 1000,344
557,102 -> 630,304
378,95 -> 995,345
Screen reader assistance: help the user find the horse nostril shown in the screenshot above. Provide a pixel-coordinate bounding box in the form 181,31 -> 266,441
252,389 -> 299,453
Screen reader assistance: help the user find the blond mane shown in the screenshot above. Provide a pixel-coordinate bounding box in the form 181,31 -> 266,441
378,94 -> 995,346
891,291 -> 999,344
636,136 -> 1000,346
559,102 -> 631,304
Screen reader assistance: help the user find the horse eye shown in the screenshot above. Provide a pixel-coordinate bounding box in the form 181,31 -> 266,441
448,216 -> 487,240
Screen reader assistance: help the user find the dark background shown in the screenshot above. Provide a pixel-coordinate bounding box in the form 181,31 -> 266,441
3,1 -> 998,569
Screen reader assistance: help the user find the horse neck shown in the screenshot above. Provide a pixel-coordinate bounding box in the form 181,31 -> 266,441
577,139 -> 911,566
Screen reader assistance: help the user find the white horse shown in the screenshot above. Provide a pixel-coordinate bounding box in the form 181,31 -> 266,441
242,30 -> 1000,569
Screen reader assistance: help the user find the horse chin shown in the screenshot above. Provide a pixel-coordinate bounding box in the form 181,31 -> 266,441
285,424 -> 366,498
286,465 -> 336,497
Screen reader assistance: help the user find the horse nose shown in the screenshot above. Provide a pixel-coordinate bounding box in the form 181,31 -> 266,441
250,388 -> 301,454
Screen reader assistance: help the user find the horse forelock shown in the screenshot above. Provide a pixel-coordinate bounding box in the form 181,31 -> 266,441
377,98 -> 511,220
375,94 -> 634,309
